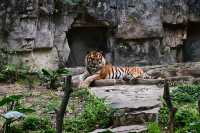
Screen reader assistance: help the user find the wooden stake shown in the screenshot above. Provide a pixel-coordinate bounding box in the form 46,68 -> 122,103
56,75 -> 72,133
163,80 -> 177,133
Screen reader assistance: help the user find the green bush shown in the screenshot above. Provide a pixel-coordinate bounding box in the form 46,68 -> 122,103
171,85 -> 200,103
64,89 -> 114,133
41,68 -> 71,89
22,115 -> 51,131
45,98 -> 60,113
159,84 -> 200,132
10,125 -> 24,133
1,64 -> 17,83
158,106 -> 168,128
0,64 -> 32,84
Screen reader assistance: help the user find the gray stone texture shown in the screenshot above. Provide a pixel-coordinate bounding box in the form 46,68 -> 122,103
1,0 -> 200,69
91,85 -> 163,126
90,124 -> 147,133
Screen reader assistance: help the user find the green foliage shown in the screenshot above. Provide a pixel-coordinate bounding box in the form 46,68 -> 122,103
10,125 -> 24,133
147,122 -> 161,133
171,85 -> 200,103
0,49 -> 8,69
45,98 -> 60,113
1,64 -> 17,83
15,108 -> 35,114
41,68 -> 71,89
0,95 -> 23,107
9,116 -> 55,133
22,115 -> 51,131
159,84 -> 200,132
0,94 -> 35,114
64,89 -> 114,133
0,64 -> 32,84
174,105 -> 200,132
0,73 -> 6,81
158,106 -> 168,128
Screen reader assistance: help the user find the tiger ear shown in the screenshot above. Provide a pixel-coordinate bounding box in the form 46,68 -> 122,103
99,51 -> 104,54
86,51 -> 90,54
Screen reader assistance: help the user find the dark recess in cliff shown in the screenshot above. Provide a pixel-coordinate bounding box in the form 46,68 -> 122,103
66,27 -> 109,67
183,22 -> 200,62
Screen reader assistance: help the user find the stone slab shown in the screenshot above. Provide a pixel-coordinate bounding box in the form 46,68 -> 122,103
91,85 -> 163,110
90,124 -> 147,133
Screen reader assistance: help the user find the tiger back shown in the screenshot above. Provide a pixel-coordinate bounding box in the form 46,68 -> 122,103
85,51 -> 106,75
95,64 -> 146,81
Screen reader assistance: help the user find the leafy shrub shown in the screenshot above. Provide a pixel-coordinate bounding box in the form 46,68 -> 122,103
158,106 -> 168,128
45,98 -> 60,113
159,84 -> 200,132
23,115 -> 51,131
64,89 -> 114,133
41,68 -> 71,89
175,107 -> 197,127
10,125 -> 24,133
0,49 -> 8,69
171,85 -> 200,103
1,64 -> 18,83
0,95 -> 23,111
0,64 -> 32,84
0,94 -> 35,113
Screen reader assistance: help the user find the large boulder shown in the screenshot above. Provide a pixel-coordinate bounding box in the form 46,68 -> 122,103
91,85 -> 163,126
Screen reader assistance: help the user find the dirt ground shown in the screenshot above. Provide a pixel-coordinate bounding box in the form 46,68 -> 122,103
0,83 -> 85,130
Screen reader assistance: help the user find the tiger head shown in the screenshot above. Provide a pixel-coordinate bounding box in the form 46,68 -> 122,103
85,51 -> 106,74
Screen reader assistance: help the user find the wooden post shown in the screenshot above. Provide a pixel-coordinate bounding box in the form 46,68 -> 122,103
56,75 -> 72,133
163,80 -> 177,133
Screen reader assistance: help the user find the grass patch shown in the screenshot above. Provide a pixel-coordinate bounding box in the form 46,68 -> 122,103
147,122 -> 161,133
64,89 -> 114,133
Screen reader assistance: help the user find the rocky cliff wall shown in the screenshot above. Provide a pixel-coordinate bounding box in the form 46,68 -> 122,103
1,0 -> 200,69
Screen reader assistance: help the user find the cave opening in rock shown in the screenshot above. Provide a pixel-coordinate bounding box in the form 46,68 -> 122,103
66,27 -> 110,67
183,22 -> 200,62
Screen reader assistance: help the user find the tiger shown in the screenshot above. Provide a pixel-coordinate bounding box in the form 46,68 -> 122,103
79,64 -> 150,88
85,51 -> 106,75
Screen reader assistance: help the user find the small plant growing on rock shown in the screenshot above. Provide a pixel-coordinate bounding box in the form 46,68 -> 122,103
41,68 -> 71,89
